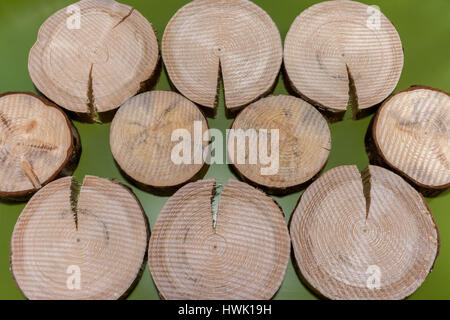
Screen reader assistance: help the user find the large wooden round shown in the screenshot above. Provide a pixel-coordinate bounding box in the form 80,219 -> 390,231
10,176 -> 148,300
0,92 -> 73,199
28,0 -> 159,121
290,165 -> 439,300
284,0 -> 403,114
110,91 -> 209,188
229,95 -> 331,191
373,86 -> 450,190
162,0 -> 282,110
149,179 -> 290,300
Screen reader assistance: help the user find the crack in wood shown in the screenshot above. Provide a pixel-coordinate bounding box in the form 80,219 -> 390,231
346,64 -> 359,120
360,167 -> 372,221
18,139 -> 57,151
210,183 -> 223,230
113,8 -> 134,29
69,177 -> 81,230
86,64 -> 100,123
0,111 -> 12,131
20,156 -> 41,189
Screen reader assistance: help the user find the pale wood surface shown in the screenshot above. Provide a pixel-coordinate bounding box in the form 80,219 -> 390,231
10,176 -> 148,300
290,165 -> 439,300
28,0 -> 159,119
229,95 -> 331,190
0,93 -> 73,197
374,86 -> 450,189
162,0 -> 282,109
284,0 -> 403,113
149,178 -> 290,300
110,91 -> 209,188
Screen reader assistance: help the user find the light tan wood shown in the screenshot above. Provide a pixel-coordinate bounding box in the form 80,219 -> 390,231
28,0 -> 159,121
284,0 -> 403,115
373,86 -> 450,190
162,0 -> 282,110
229,95 -> 331,191
10,175 -> 148,300
290,165 -> 439,300
110,91 -> 209,188
0,92 -> 74,199
149,178 -> 290,300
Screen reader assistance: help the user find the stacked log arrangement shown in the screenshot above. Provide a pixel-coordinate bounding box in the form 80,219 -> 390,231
0,0 -> 447,301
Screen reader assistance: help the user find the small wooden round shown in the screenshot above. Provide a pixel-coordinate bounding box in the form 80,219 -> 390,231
110,91 -> 209,189
10,176 -> 148,300
0,92 -> 74,200
28,0 -> 159,121
373,86 -> 450,191
162,0 -> 282,110
229,95 -> 331,192
290,165 -> 439,300
149,179 -> 290,300
284,0 -> 403,115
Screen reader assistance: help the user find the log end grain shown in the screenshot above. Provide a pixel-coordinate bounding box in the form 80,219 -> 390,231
110,91 -> 209,189
162,0 -> 282,110
284,0 -> 403,117
149,178 -> 290,300
0,92 -> 76,200
372,86 -> 450,192
28,0 -> 159,122
10,175 -> 149,300
229,95 -> 331,193
290,165 -> 439,300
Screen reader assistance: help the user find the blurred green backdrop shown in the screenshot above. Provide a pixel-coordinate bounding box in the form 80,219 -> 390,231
0,0 -> 448,300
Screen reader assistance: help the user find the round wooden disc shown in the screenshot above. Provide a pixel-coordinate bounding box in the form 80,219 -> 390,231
229,95 -> 331,191
162,0 -> 282,109
373,86 -> 450,190
110,91 -> 209,188
290,165 -> 439,300
28,0 -> 159,118
10,176 -> 148,300
0,92 -> 73,199
284,0 -> 403,113
149,179 -> 290,300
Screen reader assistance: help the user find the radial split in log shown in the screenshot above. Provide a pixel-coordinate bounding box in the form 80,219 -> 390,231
10,176 -> 149,300
371,86 -> 450,192
28,0 -> 159,122
228,95 -> 331,193
0,92 -> 77,200
290,165 -> 439,300
149,179 -> 290,300
162,0 -> 282,110
110,91 -> 209,190
284,0 -> 404,119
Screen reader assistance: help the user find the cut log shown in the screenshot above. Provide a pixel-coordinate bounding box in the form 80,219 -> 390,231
10,176 -> 149,300
370,86 -> 449,193
110,91 -> 209,190
28,0 -> 159,122
228,95 -> 331,193
162,0 -> 282,110
0,92 -> 78,200
290,165 -> 439,300
284,0 -> 403,118
149,179 -> 290,300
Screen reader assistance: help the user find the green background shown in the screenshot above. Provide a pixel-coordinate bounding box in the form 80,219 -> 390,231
0,0 -> 448,300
